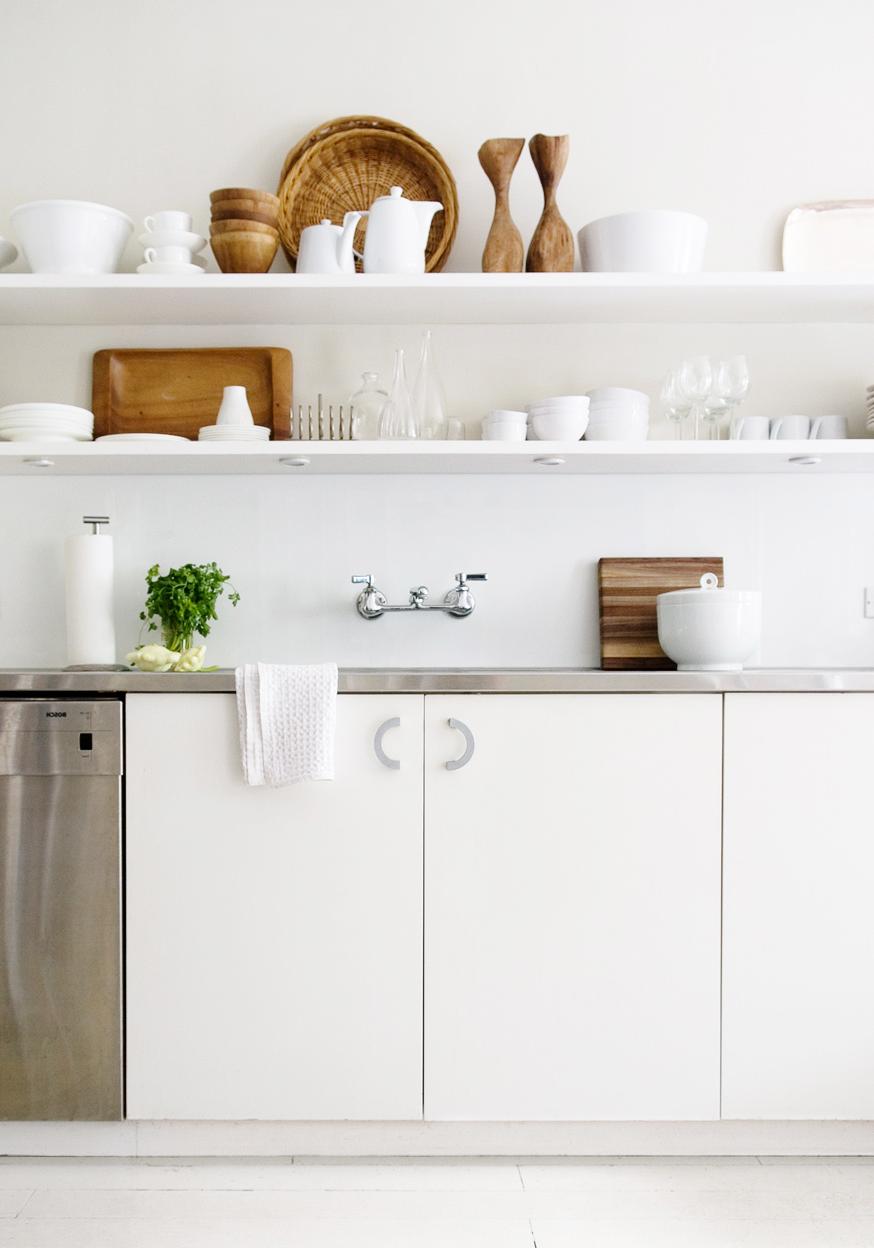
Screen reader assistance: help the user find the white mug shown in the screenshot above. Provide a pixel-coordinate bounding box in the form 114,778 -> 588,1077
770,414 -> 810,440
144,210 -> 192,233
215,385 -> 254,427
809,414 -> 848,440
731,416 -> 770,441
144,245 -> 192,265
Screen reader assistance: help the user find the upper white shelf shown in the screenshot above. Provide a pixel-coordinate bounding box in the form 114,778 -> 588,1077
0,272 -> 873,326
2,441 -> 873,476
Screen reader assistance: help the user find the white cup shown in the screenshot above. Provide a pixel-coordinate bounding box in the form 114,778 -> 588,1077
731,415 -> 771,441
144,210 -> 192,233
215,385 -> 254,427
770,414 -> 810,440
144,245 -> 193,265
809,414 -> 848,440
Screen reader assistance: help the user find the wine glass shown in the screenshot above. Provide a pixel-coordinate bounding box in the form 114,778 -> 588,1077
660,369 -> 689,439
676,357 -> 713,440
714,355 -> 750,437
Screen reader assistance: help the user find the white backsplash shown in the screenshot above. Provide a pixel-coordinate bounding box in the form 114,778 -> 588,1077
1,471 -> 872,670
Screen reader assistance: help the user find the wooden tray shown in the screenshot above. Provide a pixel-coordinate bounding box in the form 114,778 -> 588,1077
91,348 -> 292,440
598,557 -> 724,670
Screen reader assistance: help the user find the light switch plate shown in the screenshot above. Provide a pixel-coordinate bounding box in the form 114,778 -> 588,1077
864,587 -> 874,619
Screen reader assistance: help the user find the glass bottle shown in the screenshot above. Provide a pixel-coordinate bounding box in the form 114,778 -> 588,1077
349,372 -> 388,440
411,329 -> 448,439
378,348 -> 417,439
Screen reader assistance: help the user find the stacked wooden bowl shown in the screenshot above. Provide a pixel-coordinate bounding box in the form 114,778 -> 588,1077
209,188 -> 280,273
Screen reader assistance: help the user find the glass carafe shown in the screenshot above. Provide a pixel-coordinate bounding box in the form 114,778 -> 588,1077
411,329 -> 448,440
378,349 -> 417,439
349,372 -> 388,440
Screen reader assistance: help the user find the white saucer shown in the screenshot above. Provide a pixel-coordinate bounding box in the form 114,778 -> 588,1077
198,425 -> 270,441
137,261 -> 204,276
0,238 -> 18,271
138,229 -> 206,252
94,433 -> 190,444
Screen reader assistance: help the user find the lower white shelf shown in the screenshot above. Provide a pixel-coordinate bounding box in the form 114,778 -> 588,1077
0,440 -> 872,476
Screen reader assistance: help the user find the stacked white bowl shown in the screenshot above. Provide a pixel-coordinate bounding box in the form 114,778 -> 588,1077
0,403 -> 93,442
525,396 -> 590,441
481,409 -> 528,441
865,385 -> 874,432
585,387 -> 650,441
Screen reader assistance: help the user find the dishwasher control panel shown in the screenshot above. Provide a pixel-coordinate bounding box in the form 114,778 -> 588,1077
0,699 -> 123,775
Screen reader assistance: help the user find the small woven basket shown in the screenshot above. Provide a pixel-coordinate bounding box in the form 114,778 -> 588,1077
278,120 -> 457,272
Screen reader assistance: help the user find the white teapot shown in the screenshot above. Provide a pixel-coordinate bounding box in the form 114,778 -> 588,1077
362,186 -> 443,275
296,212 -> 362,275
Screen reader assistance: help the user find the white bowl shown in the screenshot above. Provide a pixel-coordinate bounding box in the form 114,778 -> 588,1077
481,425 -> 527,442
578,210 -> 707,273
585,421 -> 648,442
526,396 -> 589,412
484,409 -> 528,424
657,579 -> 761,671
0,238 -> 18,271
530,410 -> 589,441
12,200 -> 133,275
586,386 -> 650,403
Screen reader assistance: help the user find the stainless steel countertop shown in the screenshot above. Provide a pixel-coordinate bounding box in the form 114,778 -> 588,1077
2,668 -> 874,693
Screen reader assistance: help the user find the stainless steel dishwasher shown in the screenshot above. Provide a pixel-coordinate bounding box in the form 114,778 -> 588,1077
0,699 -> 122,1120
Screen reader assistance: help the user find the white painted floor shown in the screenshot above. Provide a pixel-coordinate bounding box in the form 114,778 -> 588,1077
0,1157 -> 873,1246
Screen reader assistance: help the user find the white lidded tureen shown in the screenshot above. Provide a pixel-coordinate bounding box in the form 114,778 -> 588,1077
656,573 -> 762,671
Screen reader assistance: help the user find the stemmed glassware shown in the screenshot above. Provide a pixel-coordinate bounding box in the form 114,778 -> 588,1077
661,355 -> 749,439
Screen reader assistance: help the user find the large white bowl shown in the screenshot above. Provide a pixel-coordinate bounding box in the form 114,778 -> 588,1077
657,579 -> 761,671
481,425 -> 527,442
578,210 -> 707,273
12,200 -> 133,274
530,410 -> 589,441
586,386 -> 649,403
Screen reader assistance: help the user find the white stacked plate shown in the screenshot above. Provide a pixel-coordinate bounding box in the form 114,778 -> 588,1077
198,424 -> 270,442
0,402 -> 93,442
585,387 -> 649,442
95,433 -> 190,445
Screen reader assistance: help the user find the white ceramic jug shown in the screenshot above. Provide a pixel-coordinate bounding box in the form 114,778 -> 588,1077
361,187 -> 442,275
297,212 -> 362,275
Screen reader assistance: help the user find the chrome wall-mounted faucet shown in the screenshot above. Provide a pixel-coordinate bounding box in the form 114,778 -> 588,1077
351,573 -> 488,620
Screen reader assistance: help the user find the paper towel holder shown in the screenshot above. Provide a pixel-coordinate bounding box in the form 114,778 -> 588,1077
82,515 -> 110,535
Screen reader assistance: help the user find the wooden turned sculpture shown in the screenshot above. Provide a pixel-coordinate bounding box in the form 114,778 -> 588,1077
478,138 -> 525,273
526,133 -> 574,272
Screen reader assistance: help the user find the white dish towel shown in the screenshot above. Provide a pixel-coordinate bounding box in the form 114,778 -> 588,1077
235,663 -> 338,786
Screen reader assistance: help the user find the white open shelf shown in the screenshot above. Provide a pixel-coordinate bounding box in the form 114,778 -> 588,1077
1,272 -> 873,326
1,440 -> 872,476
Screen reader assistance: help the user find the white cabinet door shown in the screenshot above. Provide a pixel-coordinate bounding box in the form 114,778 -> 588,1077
424,694 -> 722,1121
723,693 -> 874,1119
126,693 -> 423,1121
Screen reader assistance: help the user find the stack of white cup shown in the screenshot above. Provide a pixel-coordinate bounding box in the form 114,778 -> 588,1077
138,210 -> 207,276
585,387 -> 649,441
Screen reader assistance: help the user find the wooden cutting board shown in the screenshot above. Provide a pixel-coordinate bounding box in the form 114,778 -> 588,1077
598,557 -> 724,670
91,348 -> 292,439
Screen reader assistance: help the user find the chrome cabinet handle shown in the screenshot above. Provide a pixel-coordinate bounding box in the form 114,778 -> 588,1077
446,717 -> 475,770
374,717 -> 401,769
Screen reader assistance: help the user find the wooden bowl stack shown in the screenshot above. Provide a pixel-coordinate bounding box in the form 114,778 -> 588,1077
209,188 -> 280,273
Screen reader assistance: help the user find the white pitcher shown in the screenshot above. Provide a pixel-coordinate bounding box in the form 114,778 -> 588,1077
297,213 -> 362,275
362,187 -> 442,275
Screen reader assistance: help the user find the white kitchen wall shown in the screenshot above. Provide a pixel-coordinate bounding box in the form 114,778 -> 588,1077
2,0 -> 874,669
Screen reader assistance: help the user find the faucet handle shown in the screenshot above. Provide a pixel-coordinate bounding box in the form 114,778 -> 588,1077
456,572 -> 488,585
351,574 -> 374,587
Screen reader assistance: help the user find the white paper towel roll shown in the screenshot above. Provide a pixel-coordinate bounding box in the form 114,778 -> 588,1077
65,533 -> 116,666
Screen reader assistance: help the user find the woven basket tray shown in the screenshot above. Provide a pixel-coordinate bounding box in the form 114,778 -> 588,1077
278,121 -> 457,272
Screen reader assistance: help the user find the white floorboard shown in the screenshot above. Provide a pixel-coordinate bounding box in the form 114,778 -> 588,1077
0,1158 -> 872,1247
